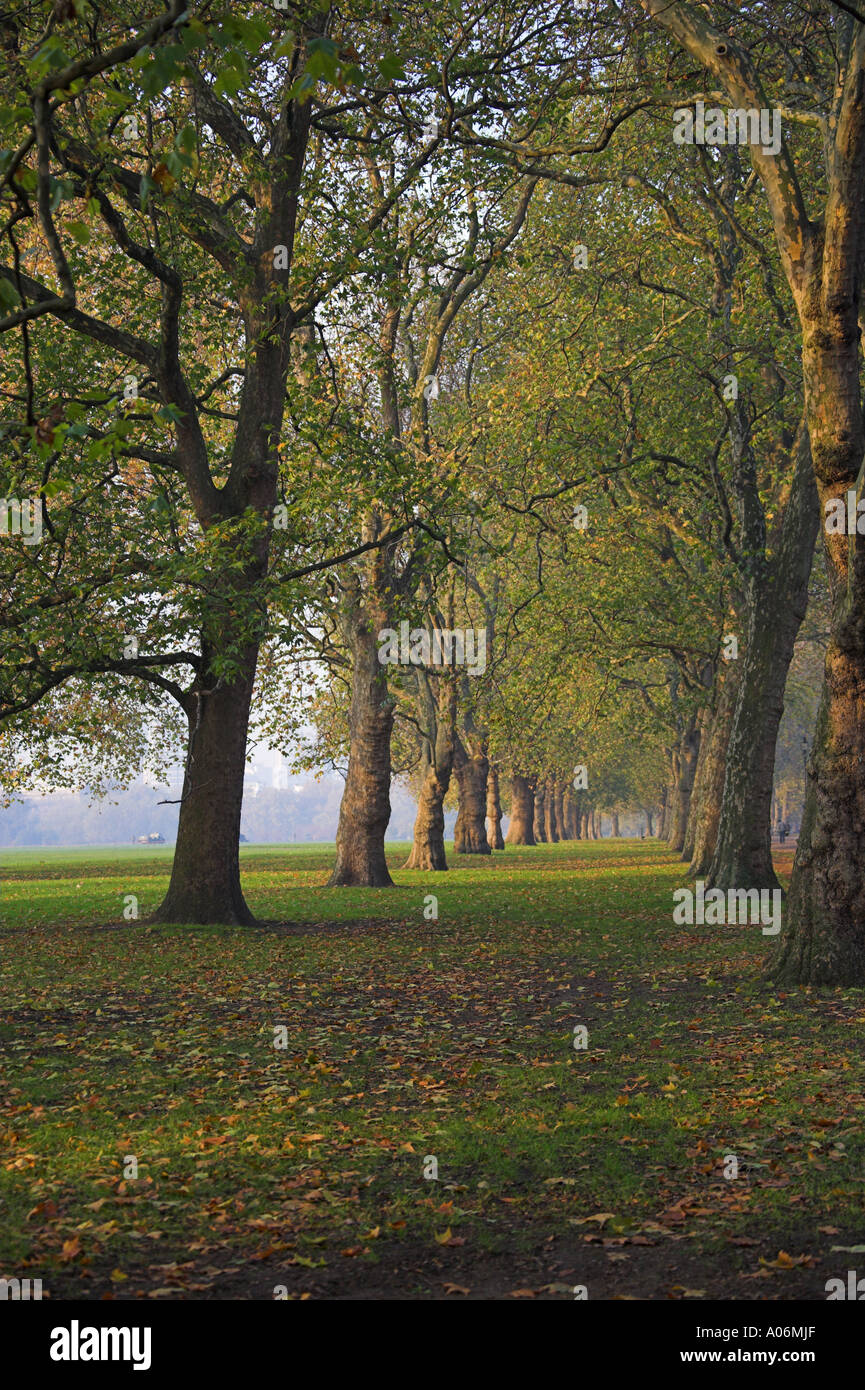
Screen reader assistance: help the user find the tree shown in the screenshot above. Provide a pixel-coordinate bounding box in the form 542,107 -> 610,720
0,2 -> 461,917
636,0 -> 865,983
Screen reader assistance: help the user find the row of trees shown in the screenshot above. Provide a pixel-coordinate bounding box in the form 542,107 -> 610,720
1,1 -> 863,985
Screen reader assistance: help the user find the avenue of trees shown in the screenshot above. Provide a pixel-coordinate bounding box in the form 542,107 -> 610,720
1,1 -> 863,985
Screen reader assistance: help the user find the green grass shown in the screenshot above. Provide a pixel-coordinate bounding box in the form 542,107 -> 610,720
1,839 -> 864,1299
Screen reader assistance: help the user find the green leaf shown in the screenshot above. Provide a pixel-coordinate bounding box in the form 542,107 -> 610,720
214,63 -> 248,99
177,124 -> 197,154
13,166 -> 37,194
273,33 -> 296,60
379,54 -> 406,81
65,220 -> 91,245
0,278 -> 21,310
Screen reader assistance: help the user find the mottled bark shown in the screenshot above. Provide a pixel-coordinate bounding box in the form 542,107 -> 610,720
505,774 -> 536,845
669,720 -> 700,853
682,703 -> 712,864
772,331 -> 865,983
453,733 -> 491,854
709,425 -> 819,891
611,812 -> 620,837
639,0 -> 865,987
660,773 -> 675,841
404,669 -> 455,871
405,761 -> 449,870
153,646 -> 258,925
486,765 -> 505,850
533,784 -> 547,842
329,595 -> 394,887
772,637 -> 865,984
689,661 -> 741,877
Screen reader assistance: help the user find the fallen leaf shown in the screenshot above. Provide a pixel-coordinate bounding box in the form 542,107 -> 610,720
578,1212 -> 617,1227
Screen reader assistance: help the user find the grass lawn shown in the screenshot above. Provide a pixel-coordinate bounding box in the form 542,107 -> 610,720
1,839 -> 863,1300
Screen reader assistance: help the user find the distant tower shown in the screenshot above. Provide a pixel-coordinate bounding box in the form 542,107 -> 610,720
272,753 -> 289,791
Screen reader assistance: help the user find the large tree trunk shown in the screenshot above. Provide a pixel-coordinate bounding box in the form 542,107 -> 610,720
688,662 -> 740,877
152,646 -> 259,925
660,770 -> 675,840
404,669 -> 455,871
611,812 -> 620,837
486,765 -> 505,849
646,808 -> 655,837
772,327 -> 865,983
682,702 -> 712,863
329,597 -> 394,887
773,631 -> 865,984
533,784 -> 547,842
505,774 -> 536,845
453,733 -> 491,854
638,0 -> 865,988
709,425 -> 819,891
669,721 -> 700,853
405,759 -> 449,870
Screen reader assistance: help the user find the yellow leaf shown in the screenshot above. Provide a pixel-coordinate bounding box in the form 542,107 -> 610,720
152,162 -> 176,192
584,1212 -> 617,1227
